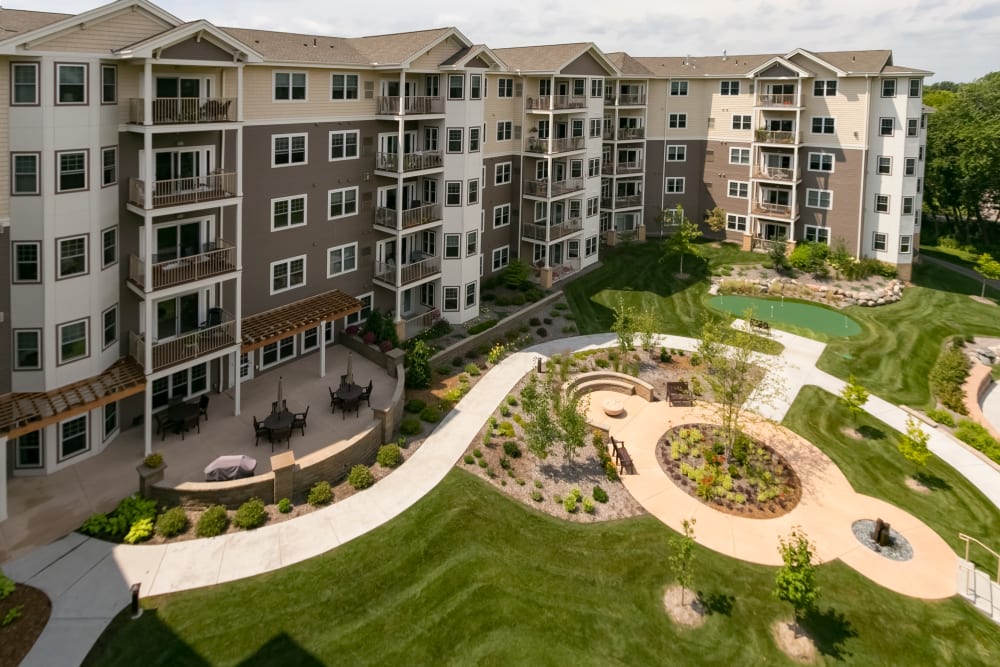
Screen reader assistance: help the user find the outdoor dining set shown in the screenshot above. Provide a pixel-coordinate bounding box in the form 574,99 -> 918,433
153,394 -> 210,440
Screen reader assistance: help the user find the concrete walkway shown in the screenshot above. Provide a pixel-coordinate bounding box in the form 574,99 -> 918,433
920,253 -> 1000,292
6,331 -> 1000,665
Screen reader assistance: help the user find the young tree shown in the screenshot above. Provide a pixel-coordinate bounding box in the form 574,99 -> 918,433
773,528 -> 820,624
520,374 -> 559,460
897,417 -> 932,474
768,236 -> 789,273
661,219 -> 701,277
611,295 -> 637,353
636,308 -> 659,352
840,375 -> 870,426
705,207 -> 727,234
404,340 -> 432,389
668,518 -> 697,605
553,390 -> 589,460
974,253 -> 1000,298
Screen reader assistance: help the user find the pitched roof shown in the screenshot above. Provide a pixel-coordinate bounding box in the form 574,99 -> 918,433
350,27 -> 456,65
810,49 -> 892,74
0,8 -> 72,37
606,52 -> 654,77
634,53 -> 777,77
222,26 -> 370,65
492,42 -> 596,73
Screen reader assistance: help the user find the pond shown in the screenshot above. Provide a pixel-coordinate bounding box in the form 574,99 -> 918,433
708,295 -> 862,337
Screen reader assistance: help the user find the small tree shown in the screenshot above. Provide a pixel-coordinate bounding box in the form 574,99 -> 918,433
668,518 -> 697,604
705,207 -> 727,234
974,253 -> 1000,298
404,339 -> 432,389
840,375 -> 869,426
661,219 -> 701,277
898,417 -> 931,474
636,309 -> 659,352
554,390 -> 589,460
773,528 -> 820,623
503,259 -> 531,289
611,295 -> 637,353
768,236 -> 789,273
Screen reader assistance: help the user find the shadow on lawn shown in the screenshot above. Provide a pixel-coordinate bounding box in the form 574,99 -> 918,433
696,590 -> 735,617
856,425 -> 886,440
238,633 -> 326,667
914,471 -> 952,492
803,605 -> 858,661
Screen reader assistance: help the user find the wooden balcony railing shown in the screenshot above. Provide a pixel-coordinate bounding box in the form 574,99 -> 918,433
526,95 -> 587,110
753,166 -> 799,181
754,129 -> 800,144
129,171 -> 238,209
522,217 -> 583,241
375,96 -> 444,115
129,312 -> 237,373
757,93 -> 797,106
524,178 -> 585,197
128,240 -> 236,291
752,201 -> 793,217
374,203 -> 443,231
373,255 -> 441,286
375,151 -> 444,172
128,97 -> 236,124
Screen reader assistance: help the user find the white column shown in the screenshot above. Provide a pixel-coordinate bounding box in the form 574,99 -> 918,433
0,436 -> 8,522
143,384 -> 153,456
319,324 -> 326,378
233,351 -> 242,417
143,61 -> 152,126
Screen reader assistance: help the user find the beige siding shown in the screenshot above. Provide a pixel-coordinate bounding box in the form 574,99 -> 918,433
116,65 -> 240,124
30,8 -> 170,54
645,80 -> 669,140
242,66 -> 378,120
484,75 -> 520,158
658,78 -> 712,140
0,58 -> 8,220
409,36 -> 464,70
706,89 -> 755,143
803,77 -> 870,148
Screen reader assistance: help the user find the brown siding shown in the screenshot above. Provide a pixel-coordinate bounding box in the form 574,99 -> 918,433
701,139 -> 749,236
562,52 -> 608,77
481,155 -> 519,276
161,37 -> 235,62
799,147 -> 865,255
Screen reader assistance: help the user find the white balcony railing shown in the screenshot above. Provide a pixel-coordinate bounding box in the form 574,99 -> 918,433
129,171 -> 237,209
524,178 -> 585,197
754,129 -> 800,144
129,97 -> 236,124
522,217 -> 583,241
617,127 -> 645,140
753,201 -> 793,217
757,93 -> 797,106
128,240 -> 236,291
374,202 -> 443,231
753,166 -> 799,181
374,255 -> 441,286
526,95 -> 587,110
129,313 -> 237,373
375,151 -> 444,173
526,136 -> 586,154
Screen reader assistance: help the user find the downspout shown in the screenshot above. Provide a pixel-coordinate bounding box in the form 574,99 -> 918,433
856,74 -> 872,259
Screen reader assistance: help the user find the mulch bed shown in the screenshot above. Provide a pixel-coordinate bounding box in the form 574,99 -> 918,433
0,584 -> 51,666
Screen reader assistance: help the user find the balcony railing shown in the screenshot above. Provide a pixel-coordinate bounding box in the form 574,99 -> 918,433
129,171 -> 237,209
524,178 -> 585,197
373,255 -> 441,287
754,129 -> 800,144
618,93 -> 647,105
752,201 -> 793,217
129,312 -> 237,373
375,96 -> 444,115
526,136 -> 586,154
374,203 -> 443,231
757,93 -> 797,106
522,217 -> 583,241
552,257 -> 582,282
375,151 -> 444,173
617,127 -> 645,140
616,160 -> 644,174
753,166 -> 799,181
526,95 -> 587,110
601,194 -> 643,209
128,240 -> 236,291
128,97 -> 237,125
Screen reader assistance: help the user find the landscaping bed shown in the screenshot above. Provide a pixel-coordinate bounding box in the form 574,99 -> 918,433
0,579 -> 50,667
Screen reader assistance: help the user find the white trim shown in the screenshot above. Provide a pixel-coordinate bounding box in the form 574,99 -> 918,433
269,255 -> 306,295
58,413 -> 89,462
259,335 -> 296,369
330,73 -> 360,100
805,188 -> 833,210
327,242 -> 358,278
271,133 -> 307,167
328,129 -> 360,161
270,194 -> 307,231
328,186 -> 359,220
273,71 -> 307,102
807,152 -> 835,173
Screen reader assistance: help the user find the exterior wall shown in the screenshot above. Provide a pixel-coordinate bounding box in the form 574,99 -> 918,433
802,76 -> 871,150
242,66 -> 377,121
481,155 -> 518,277
409,36 -> 465,70
701,139 -> 747,231
800,146 -> 865,255
30,8 -> 170,53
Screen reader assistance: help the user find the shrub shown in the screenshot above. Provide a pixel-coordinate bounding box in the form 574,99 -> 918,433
308,480 -> 334,506
348,465 -> 375,490
377,443 -> 403,468
362,331 -> 376,345
583,498 -> 595,514
506,395 -> 518,406
463,454 -> 475,465
543,318 -> 553,325
593,486 -> 609,503
503,441 -> 521,458
511,293 -> 526,306
473,447 -> 483,458
955,420 -> 1000,463
563,496 -> 578,513
400,417 -> 423,435
930,344 -> 971,413
478,458 -> 488,468
788,242 -> 830,273
404,340 -> 433,389
503,259 -> 531,289
464,363 -> 482,376
118,517 -> 150,544
420,406 -> 442,423
536,327 -> 548,338
468,319 -> 499,335
498,422 -> 516,438
278,498 -> 293,514
604,460 -> 620,481
531,490 -> 544,502
143,453 -> 164,468
452,356 -> 465,367
196,505 -> 229,538
499,456 -> 512,471
436,365 -> 452,376
0,572 -> 16,601
345,325 -> 360,337
1,605 -> 22,627
233,497 -> 267,530
154,507 -> 188,538
379,340 -> 394,352
529,317 -> 541,326
660,348 -> 672,363
500,404 -> 511,417
404,399 -> 426,413
926,409 -> 955,426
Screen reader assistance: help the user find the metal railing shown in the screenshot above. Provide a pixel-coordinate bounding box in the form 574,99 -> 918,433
129,97 -> 237,124
959,533 -> 1000,582
752,201 -> 793,216
617,92 -> 647,105
753,166 -> 799,181
757,93 -> 797,106
552,257 -> 582,282
601,194 -> 643,209
526,136 -> 586,154
129,312 -> 237,372
375,95 -> 444,115
128,171 -> 237,209
526,95 -> 587,110
128,240 -> 236,290
522,217 -> 583,241
373,255 -> 441,286
524,178 -> 585,197
617,127 -> 645,140
616,160 -> 644,174
375,151 -> 443,172
374,202 -> 443,231
754,129 -> 800,144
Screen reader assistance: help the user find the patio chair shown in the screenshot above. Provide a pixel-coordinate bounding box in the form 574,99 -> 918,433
342,395 -> 361,419
153,413 -> 178,441
178,412 -> 201,440
292,406 -> 309,436
252,416 -> 269,446
269,425 -> 292,452
361,380 -> 373,407
329,386 -> 343,413
198,394 -> 210,420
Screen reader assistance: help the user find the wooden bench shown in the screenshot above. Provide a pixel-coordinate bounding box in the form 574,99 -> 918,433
666,381 -> 693,407
610,435 -> 635,475
749,318 -> 770,334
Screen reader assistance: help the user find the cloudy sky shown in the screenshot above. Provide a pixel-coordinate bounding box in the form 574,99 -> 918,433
14,0 -> 1000,83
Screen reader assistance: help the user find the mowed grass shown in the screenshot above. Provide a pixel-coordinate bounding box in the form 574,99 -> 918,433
85,471 -> 1000,666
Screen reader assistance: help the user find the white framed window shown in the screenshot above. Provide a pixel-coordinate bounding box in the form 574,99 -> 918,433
272,133 -> 307,166
668,113 -> 687,129
670,80 -> 688,96
727,181 -> 748,199
492,245 -> 510,271
345,292 -> 373,326
573,79 -> 585,96
101,146 -> 117,187
101,226 -> 117,269
465,282 -> 477,308
15,431 -> 43,469
587,197 -> 599,217
720,80 -> 740,95
917,177 -> 922,193
874,194 -> 890,213
446,181 -> 461,206
13,242 -> 40,283
331,73 -> 358,100
443,286 -> 459,311
570,160 -> 583,179
13,329 -> 41,370
571,118 -> 584,138
568,240 -> 580,258
591,79 -> 603,98
327,242 -> 357,277
726,214 -> 747,232
466,230 -> 478,256
270,255 -> 306,294
444,233 -> 460,258
57,150 -> 88,192
274,71 -> 307,101
495,162 -> 512,185
497,78 -> 513,97
731,114 -> 751,130
328,187 -> 358,219
57,234 -> 88,279
907,118 -> 919,137
729,147 -> 750,165
448,74 -> 464,100
101,65 -> 117,104
467,179 -> 479,205
299,327 -> 319,353
261,335 -> 296,368
534,201 -> 547,223
877,156 -> 892,175
811,117 -> 835,134
808,152 -> 834,172
469,126 -> 481,152
447,127 -> 463,153
100,306 -> 118,353
904,157 -> 916,176
879,117 -> 895,136
329,130 -> 359,160
590,118 -> 601,137
585,235 -> 598,257
881,79 -> 896,97
666,145 -> 687,162
665,177 -> 685,193
588,158 -> 601,177
11,62 -> 39,105
470,74 -> 482,100
12,153 -> 40,195
804,226 -> 830,244
56,63 -> 87,104
900,235 -> 912,254
806,188 -> 833,210
58,318 -> 88,364
272,195 -> 307,230
902,196 -> 914,215
493,203 -> 511,227
813,80 -> 837,96
909,79 -> 921,97
496,121 -> 512,141
59,414 -> 89,461
873,232 -> 888,252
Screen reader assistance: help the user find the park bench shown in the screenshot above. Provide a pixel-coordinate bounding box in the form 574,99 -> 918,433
610,435 -> 635,475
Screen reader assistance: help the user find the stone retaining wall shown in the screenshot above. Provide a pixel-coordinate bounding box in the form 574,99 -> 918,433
963,362 -> 1000,440
565,371 -> 655,401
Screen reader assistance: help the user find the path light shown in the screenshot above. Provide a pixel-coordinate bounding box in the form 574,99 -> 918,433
130,582 -> 142,619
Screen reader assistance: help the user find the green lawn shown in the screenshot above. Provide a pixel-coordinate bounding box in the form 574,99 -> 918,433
85,471 -> 1000,666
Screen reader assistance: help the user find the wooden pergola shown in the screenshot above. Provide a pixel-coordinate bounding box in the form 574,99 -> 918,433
240,289 -> 362,352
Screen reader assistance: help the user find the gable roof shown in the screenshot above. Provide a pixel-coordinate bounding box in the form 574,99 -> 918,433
606,52 -> 654,77
0,8 -> 71,37
116,19 -> 263,62
350,27 -> 463,67
440,43 -> 505,70
491,42 -> 618,75
635,53 -> 776,78
635,49 -> 928,78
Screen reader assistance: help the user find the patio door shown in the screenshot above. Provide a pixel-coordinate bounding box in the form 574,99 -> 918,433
156,292 -> 201,341
154,221 -> 203,261
763,222 -> 788,240
549,242 -> 563,266
156,76 -> 207,99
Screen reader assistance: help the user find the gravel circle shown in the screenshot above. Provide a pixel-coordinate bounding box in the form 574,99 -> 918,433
851,519 -> 914,561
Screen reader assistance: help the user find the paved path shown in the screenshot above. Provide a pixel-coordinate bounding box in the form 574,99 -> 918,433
920,253 -> 1000,291
7,331 -> 1000,665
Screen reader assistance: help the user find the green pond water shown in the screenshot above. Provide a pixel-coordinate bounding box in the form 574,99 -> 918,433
708,295 -> 862,337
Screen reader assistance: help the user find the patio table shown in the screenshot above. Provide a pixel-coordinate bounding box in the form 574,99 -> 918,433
263,410 -> 294,432
335,383 -> 363,403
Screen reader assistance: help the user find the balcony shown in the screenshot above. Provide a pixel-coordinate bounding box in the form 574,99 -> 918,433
524,178 -> 585,197
601,194 -> 643,209
756,93 -> 798,107
128,240 -> 236,291
522,217 -> 583,241
752,201 -> 793,218
129,312 -> 237,373
128,97 -> 236,125
375,151 -> 443,173
374,203 -> 443,231
128,171 -> 238,209
617,127 -> 645,140
402,306 -> 442,339
375,96 -> 444,115
373,255 -> 441,287
754,129 -> 800,145
526,95 -> 587,110
616,160 -> 644,174
526,136 -> 586,154
753,166 -> 799,182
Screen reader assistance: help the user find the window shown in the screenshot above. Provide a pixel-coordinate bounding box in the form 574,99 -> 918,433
875,194 -> 890,213
670,80 -> 688,96
470,74 -> 482,100
497,78 -> 513,97
463,281 -> 476,308
101,147 -> 117,187
665,177 -> 685,193
443,287 -> 459,311
902,196 -> 914,215
881,79 -> 896,97
537,119 -> 550,139
448,74 -> 464,99
731,114 -> 751,130
668,113 -> 687,129
14,329 -> 41,370
467,178 -> 479,205
904,157 -> 916,176
446,181 -> 461,206
917,177 -> 922,193
909,79 -> 921,98
444,234 -> 460,258
587,197 -> 599,217
720,80 -> 740,95
534,201 -> 547,223
900,235 -> 912,253
344,293 -> 373,326
101,226 -> 117,268
101,65 -> 116,104
425,127 -> 439,151
57,150 -> 87,192
102,401 -> 118,441
329,130 -> 359,160
272,133 -> 307,166
12,153 -> 39,194
571,119 -> 584,137
814,80 -> 837,96
270,256 -> 306,294
808,152 -> 834,172
570,159 -> 583,178
496,120 -> 512,141
726,214 -> 747,232
590,118 -> 602,137
328,187 -> 357,219
327,242 -> 357,277
906,118 -> 918,137
274,71 -> 306,100
588,158 -> 601,177
330,74 -> 358,99
466,230 -> 478,256
728,181 -> 748,199
805,225 -> 830,244
570,79 -> 584,97
102,304 -> 117,349
56,63 -> 87,104
15,432 -> 42,469
261,335 -> 296,368
811,117 -> 835,134
591,79 -> 603,98
666,145 -> 687,161
57,234 -> 88,278
493,203 -> 511,227
58,318 -> 88,364
272,195 -> 306,230
585,235 -> 598,257
13,242 -> 40,283
873,232 -> 888,252
877,156 -> 892,175
729,147 -> 750,165
879,117 -> 895,136
490,245 -> 510,271
447,128 -> 463,153
806,188 -> 833,210
469,127 -> 480,152
495,162 -> 512,185
59,415 -> 89,461
11,63 -> 38,105
919,145 -> 925,161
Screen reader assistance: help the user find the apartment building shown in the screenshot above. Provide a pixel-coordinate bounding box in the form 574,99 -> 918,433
0,0 -> 928,521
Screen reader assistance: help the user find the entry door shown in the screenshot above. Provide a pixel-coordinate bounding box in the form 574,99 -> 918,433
764,223 -> 788,240
557,81 -> 569,96
154,150 -> 202,182
550,243 -> 563,265
765,153 -> 792,169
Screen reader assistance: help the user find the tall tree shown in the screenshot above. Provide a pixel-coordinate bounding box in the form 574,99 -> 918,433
974,253 -> 1000,298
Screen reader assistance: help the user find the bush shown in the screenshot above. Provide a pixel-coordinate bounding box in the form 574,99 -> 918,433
308,480 -> 334,506
506,395 -> 518,406
531,490 -> 544,502
926,408 -> 955,426
143,453 -> 164,468
0,572 -> 16,601
468,319 -> 498,335
499,404 -> 511,417
503,259 -> 531,289
536,327 -> 548,338
511,293 -> 526,306
196,505 -> 229,538
379,340 -> 394,352
377,443 -> 403,468
593,486 -> 609,503
503,441 -> 521,458
154,507 -> 189,538
348,464 -> 375,490
404,399 -> 426,414
660,348 -> 672,363
404,340 -> 433,389
464,363 -> 481,376
788,242 -> 830,273
478,458 -> 488,468
473,447 -> 483,458
463,454 -> 475,465
452,356 -> 465,367
583,498 -> 595,514
278,498 -> 293,514
930,345 -> 971,413
563,496 -> 578,513
955,420 -> 1000,463
2,605 -> 23,627
529,317 -> 541,326
420,406 -> 442,423
233,497 -> 267,530
399,416 -> 423,435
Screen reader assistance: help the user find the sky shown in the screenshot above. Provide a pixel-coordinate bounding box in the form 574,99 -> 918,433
11,0 -> 1000,83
